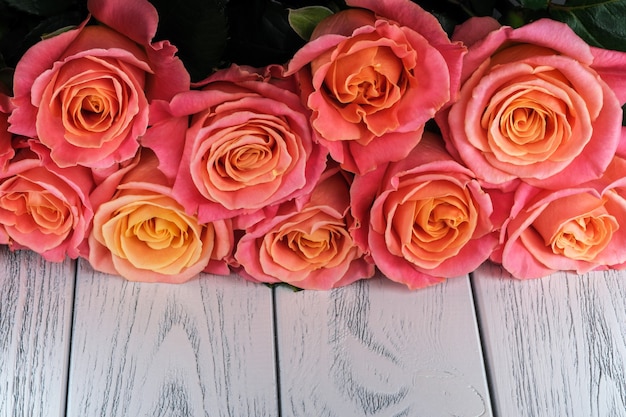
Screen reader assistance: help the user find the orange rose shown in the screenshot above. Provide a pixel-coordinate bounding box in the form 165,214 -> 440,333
351,133 -> 497,289
8,0 -> 189,169
167,64 -> 327,223
234,166 -> 373,290
496,157 -> 626,278
286,0 -> 465,174
440,17 -> 626,189
0,140 -> 94,262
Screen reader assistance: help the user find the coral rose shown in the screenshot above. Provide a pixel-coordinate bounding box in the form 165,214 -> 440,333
440,17 -> 626,189
0,140 -> 94,262
8,0 -> 189,169
234,165 -> 374,290
495,156 -> 626,279
351,132 -> 497,290
88,149 -> 234,283
286,0 -> 465,174
169,64 -> 327,223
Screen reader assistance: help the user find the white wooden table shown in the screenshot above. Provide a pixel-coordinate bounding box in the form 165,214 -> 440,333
1,245 -> 625,417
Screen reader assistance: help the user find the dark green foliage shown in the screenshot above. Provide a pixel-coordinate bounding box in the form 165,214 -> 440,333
149,0 -> 229,82
549,0 -> 626,52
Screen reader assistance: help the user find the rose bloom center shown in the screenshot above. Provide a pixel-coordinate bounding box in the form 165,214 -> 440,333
0,178 -> 72,235
531,193 -> 618,261
385,181 -> 476,267
202,119 -> 295,193
324,43 -> 407,125
103,200 -> 204,274
264,212 -> 352,272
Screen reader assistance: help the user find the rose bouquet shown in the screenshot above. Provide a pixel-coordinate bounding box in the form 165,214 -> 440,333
0,0 -> 625,290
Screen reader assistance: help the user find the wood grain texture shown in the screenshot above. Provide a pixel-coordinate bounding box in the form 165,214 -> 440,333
66,261 -> 278,417
274,272 -> 492,417
472,262 -> 626,417
0,246 -> 75,417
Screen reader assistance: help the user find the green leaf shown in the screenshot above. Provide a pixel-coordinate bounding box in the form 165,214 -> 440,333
288,5 -> 333,40
41,25 -> 77,40
549,0 -> 626,51
2,0 -> 75,16
149,0 -> 228,82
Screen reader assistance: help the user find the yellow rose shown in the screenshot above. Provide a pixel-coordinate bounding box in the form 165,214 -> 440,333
89,150 -> 233,283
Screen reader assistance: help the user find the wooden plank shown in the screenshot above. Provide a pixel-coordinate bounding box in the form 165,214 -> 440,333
66,261 -> 278,417
274,272 -> 492,417
0,246 -> 75,417
472,262 -> 626,417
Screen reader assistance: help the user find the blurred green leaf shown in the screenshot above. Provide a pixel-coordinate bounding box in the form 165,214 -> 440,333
430,10 -> 461,37
2,0 -> 75,16
549,0 -> 626,51
288,5 -> 333,40
149,0 -> 229,82
501,9 -> 527,27
469,0 -> 496,16
520,0 -> 549,10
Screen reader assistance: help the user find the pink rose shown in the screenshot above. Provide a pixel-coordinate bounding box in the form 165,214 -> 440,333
439,17 -> 626,189
495,156 -> 626,279
0,140 -> 94,262
88,149 -> 234,283
286,0 -> 465,174
234,165 -> 374,290
167,64 -> 327,223
351,132 -> 497,290
8,0 -> 190,169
